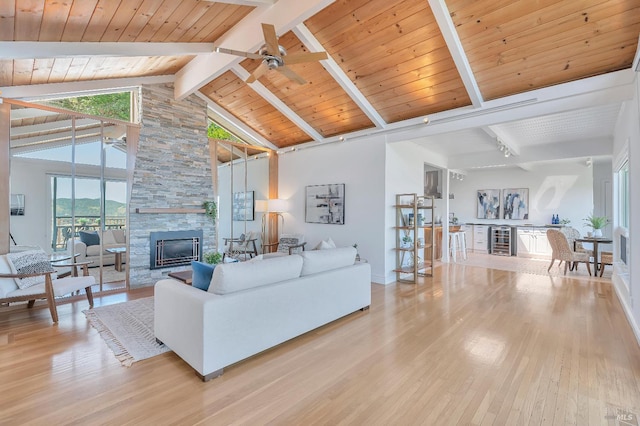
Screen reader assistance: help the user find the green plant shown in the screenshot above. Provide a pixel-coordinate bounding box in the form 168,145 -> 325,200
202,200 -> 217,223
203,251 -> 222,264
584,214 -> 610,229
559,218 -> 571,225
402,234 -> 412,244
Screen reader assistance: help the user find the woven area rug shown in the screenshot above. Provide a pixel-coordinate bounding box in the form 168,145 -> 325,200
83,297 -> 169,366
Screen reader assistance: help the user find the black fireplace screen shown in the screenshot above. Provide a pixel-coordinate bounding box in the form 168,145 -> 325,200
149,230 -> 203,269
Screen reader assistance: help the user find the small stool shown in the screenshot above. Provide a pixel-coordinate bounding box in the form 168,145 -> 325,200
449,231 -> 467,262
599,251 -> 613,277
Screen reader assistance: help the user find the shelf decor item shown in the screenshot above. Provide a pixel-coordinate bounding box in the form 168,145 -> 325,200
305,183 -> 345,224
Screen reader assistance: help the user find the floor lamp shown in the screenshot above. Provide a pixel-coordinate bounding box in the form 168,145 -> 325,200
255,200 -> 269,252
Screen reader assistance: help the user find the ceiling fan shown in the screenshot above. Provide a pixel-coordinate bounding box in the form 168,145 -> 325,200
216,23 -> 328,85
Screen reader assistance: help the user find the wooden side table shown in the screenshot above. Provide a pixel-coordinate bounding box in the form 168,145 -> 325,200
168,270 -> 193,285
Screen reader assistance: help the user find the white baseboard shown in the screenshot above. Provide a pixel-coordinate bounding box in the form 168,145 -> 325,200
612,274 -> 640,347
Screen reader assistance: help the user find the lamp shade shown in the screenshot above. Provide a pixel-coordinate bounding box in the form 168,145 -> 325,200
268,199 -> 288,213
255,200 -> 268,213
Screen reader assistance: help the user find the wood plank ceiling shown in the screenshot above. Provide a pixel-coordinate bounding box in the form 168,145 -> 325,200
1,0 -> 639,151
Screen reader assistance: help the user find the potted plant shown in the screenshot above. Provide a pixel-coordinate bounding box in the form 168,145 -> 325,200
401,234 -> 413,248
202,200 -> 217,224
203,251 -> 222,265
584,214 -> 610,237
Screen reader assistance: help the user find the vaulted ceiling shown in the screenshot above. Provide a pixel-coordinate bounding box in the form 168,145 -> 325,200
1,0 -> 639,171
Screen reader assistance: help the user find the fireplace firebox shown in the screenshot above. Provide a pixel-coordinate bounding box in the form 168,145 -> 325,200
150,230 -> 203,269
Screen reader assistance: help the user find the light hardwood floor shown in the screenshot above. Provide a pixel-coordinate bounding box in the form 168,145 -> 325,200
1,260 -> 639,425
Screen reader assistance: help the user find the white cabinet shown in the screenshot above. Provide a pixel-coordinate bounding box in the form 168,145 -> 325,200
472,225 -> 489,253
517,228 -> 551,258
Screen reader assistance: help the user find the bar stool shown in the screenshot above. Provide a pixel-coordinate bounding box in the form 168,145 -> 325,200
449,231 -> 467,262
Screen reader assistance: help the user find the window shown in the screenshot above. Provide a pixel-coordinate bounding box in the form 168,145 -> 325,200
617,159 -> 629,229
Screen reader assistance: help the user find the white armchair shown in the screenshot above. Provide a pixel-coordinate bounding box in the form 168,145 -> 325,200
0,250 -> 95,323
262,233 -> 306,258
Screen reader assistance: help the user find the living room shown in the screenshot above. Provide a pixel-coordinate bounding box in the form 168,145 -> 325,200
1,0 -> 639,423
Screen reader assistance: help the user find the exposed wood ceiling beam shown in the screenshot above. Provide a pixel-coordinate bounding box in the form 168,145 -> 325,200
428,0 -> 483,107
231,65 -> 323,142
386,70 -> 635,143
174,0 -> 336,100
0,75 -> 174,100
292,24 -> 387,129
195,91 -> 279,151
204,0 -> 276,5
0,42 -> 215,60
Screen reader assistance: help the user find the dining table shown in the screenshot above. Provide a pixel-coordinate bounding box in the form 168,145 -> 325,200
575,237 -> 613,275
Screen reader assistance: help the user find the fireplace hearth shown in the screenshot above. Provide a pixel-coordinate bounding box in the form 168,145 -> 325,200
150,230 -> 203,269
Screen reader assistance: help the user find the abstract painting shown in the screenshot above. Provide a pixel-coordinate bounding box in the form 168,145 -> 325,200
503,188 -> 529,220
305,184 -> 345,224
232,191 -> 254,221
477,189 -> 500,219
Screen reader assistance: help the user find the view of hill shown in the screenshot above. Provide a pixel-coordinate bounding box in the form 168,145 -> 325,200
55,198 -> 126,217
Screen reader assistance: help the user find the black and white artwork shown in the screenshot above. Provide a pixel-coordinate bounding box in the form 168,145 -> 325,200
232,191 -> 254,221
10,194 -> 25,216
305,184 -> 345,224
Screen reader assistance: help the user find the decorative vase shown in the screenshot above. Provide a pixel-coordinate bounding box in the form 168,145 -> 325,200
593,229 -> 602,238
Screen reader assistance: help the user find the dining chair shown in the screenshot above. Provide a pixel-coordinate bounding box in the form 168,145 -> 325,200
546,229 -> 592,276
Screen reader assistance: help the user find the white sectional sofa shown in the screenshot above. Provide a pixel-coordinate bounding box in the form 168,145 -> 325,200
154,246 -> 371,381
67,229 -> 126,266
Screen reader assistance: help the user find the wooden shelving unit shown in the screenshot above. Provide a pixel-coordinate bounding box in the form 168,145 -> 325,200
394,193 -> 435,283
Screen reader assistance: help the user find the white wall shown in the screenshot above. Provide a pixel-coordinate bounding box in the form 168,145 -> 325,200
278,136 -> 387,283
10,156 -> 126,254
449,163 -> 595,234
611,77 -> 640,344
217,156 -> 269,252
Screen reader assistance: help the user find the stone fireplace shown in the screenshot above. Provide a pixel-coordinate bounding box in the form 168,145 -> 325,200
128,83 -> 215,287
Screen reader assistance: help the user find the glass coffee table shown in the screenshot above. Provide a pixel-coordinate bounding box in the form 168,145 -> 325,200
106,247 -> 127,272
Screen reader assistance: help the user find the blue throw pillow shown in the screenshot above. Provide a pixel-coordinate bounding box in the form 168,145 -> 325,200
191,261 -> 216,291
79,230 -> 100,246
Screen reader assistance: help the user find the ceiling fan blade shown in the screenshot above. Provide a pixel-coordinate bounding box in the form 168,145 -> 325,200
262,23 -> 280,57
284,51 -> 328,65
246,61 -> 269,84
277,66 -> 307,85
216,47 -> 262,60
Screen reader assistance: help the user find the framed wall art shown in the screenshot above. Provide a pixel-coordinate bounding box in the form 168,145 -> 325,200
305,184 -> 345,224
476,189 -> 500,219
502,188 -> 529,220
232,191 -> 254,221
10,194 -> 25,216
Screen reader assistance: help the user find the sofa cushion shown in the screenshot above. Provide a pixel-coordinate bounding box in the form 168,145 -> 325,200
86,245 -> 102,257
102,230 -> 117,245
79,231 -> 100,246
191,261 -> 216,291
6,250 -> 55,289
300,246 -> 357,276
111,229 -> 126,244
210,255 -> 303,295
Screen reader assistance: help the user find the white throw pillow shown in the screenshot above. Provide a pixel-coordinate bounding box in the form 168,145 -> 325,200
210,255 -> 303,295
313,237 -> 337,250
300,246 -> 356,276
6,250 -> 55,289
